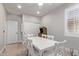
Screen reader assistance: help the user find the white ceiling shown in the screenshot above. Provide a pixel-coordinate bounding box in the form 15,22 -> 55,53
3,3 -> 63,17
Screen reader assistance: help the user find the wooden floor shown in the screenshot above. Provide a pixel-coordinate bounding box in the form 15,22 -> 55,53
1,43 -> 27,56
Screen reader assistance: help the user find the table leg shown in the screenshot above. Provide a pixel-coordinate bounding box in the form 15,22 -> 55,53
39,50 -> 43,56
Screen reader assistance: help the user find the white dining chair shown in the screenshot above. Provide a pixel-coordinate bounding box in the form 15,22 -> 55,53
54,42 -> 72,56
47,35 -> 54,40
54,46 -> 68,56
42,43 -> 66,56
26,39 -> 40,56
64,47 -> 72,56
22,35 -> 28,46
73,48 -> 79,56
27,34 -> 35,37
42,46 -> 56,56
26,39 -> 33,56
43,45 -> 70,56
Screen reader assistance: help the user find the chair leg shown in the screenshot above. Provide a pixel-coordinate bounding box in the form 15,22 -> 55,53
27,49 -> 31,56
27,49 -> 29,56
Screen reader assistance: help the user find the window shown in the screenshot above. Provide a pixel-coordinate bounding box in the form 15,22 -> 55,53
65,4 -> 79,37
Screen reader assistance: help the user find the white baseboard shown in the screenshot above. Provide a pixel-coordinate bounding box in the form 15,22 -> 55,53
7,41 -> 22,45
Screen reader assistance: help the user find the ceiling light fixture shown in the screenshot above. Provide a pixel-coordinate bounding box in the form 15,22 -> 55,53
17,5 -> 22,9
38,3 -> 43,6
37,11 -> 40,14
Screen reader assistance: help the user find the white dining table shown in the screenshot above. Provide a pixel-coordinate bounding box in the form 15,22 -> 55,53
27,37 -> 60,56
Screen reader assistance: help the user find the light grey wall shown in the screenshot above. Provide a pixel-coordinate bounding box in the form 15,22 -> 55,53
0,4 -> 7,50
22,14 -> 41,35
23,14 -> 41,24
41,3 -> 79,48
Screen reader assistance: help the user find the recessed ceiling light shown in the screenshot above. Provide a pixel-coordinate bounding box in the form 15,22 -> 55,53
17,5 -> 22,9
38,3 -> 43,6
37,11 -> 40,14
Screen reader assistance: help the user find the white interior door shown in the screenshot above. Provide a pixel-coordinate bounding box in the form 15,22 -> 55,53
7,21 -> 18,44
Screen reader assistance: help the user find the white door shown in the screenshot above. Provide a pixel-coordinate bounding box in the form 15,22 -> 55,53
7,21 -> 18,44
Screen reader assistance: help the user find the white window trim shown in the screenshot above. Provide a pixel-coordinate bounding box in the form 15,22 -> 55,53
64,4 -> 79,37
